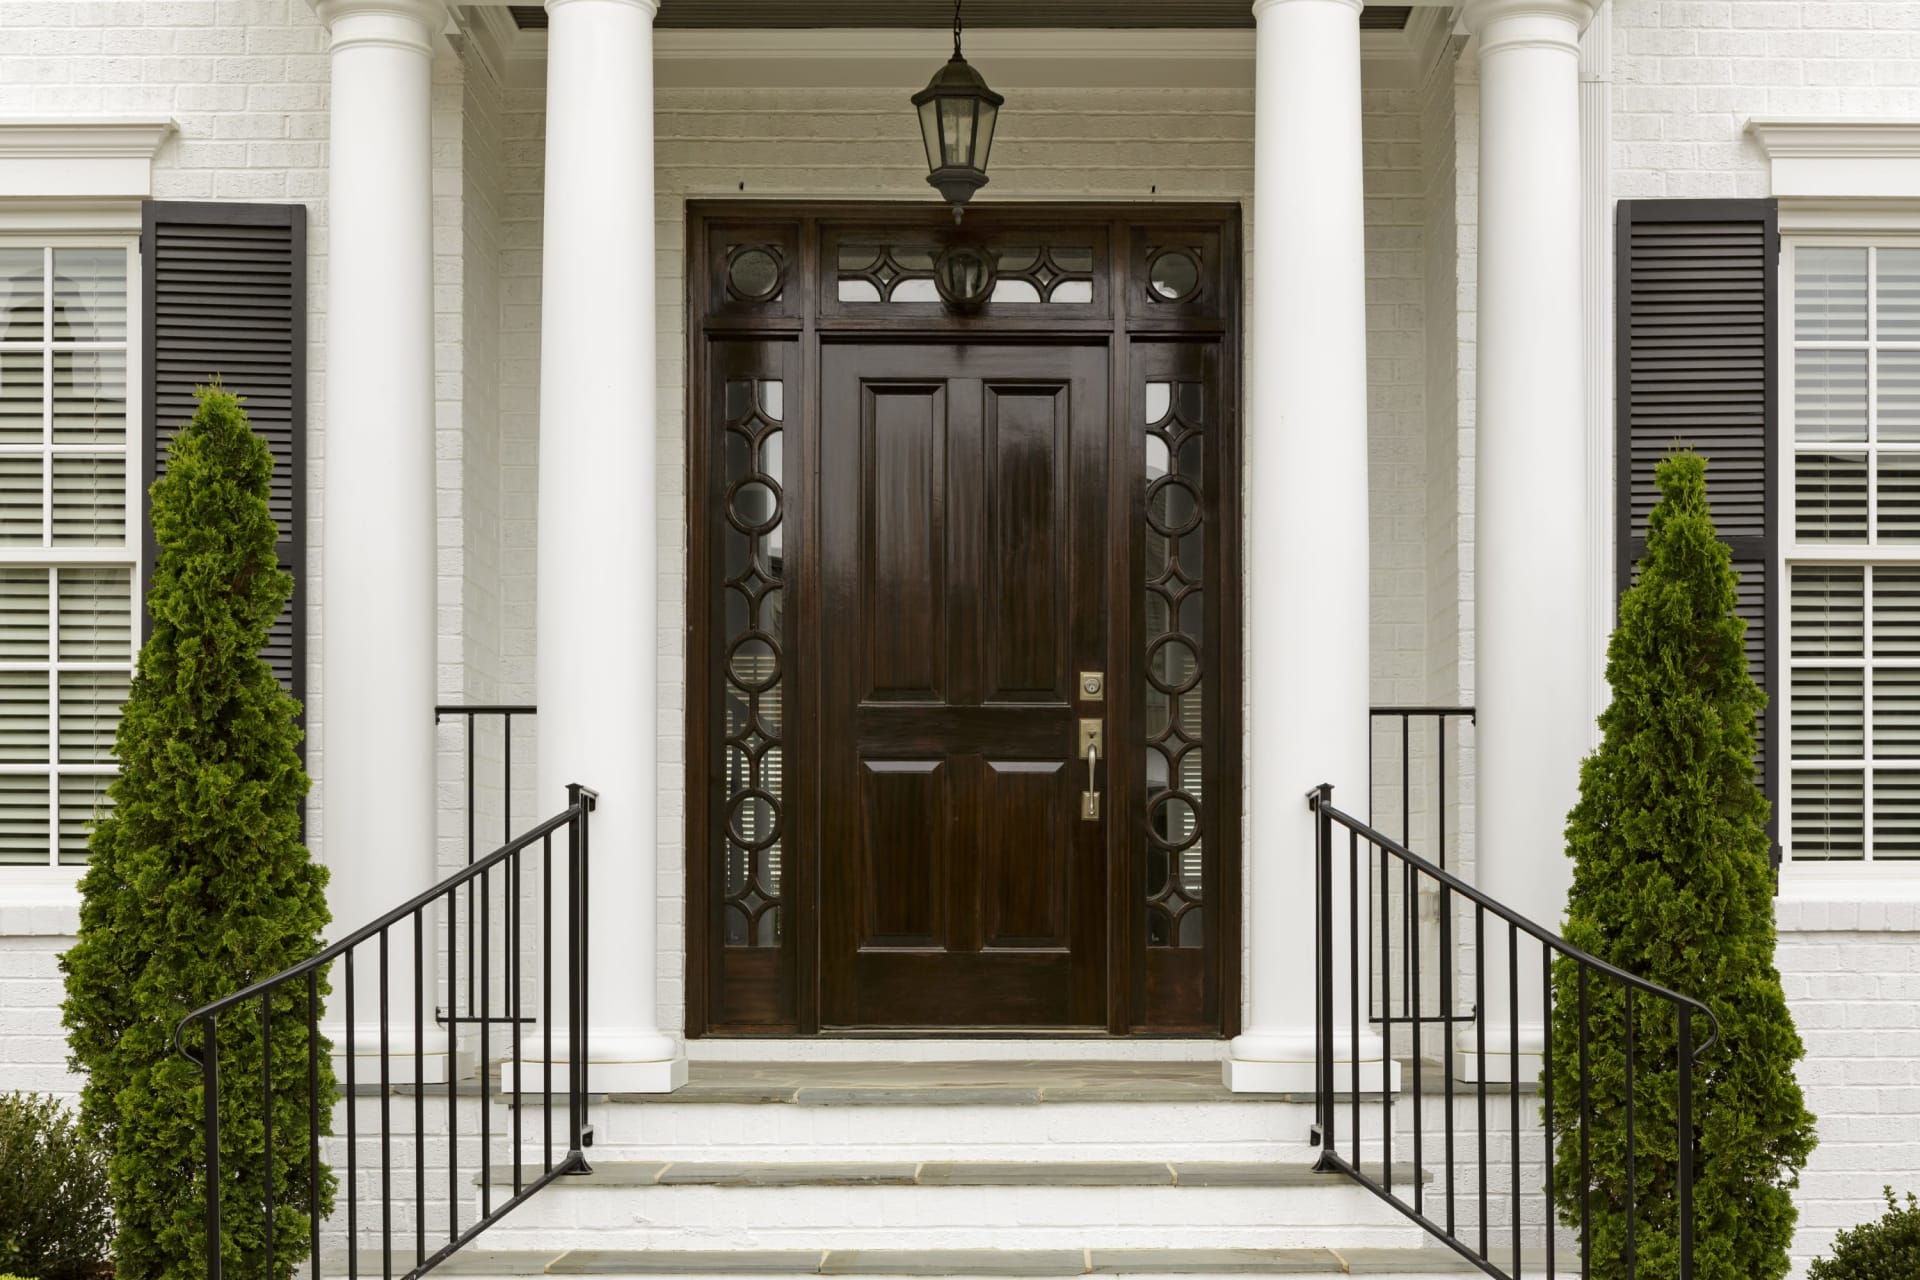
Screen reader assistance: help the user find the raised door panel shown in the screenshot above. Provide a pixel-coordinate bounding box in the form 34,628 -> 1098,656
863,383 -> 947,702
983,385 -> 1069,702
857,759 -> 948,949
979,759 -> 1072,950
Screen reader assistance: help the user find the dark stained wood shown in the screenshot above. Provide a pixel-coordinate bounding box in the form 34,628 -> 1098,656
821,343 -> 1107,1028
684,202 -> 1243,1039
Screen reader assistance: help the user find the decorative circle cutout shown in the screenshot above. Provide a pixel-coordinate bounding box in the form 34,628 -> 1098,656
727,478 -> 782,535
1148,248 -> 1202,302
1147,476 -> 1201,536
727,247 -> 784,302
1150,794 -> 1202,852
728,789 -> 783,850
1147,636 -> 1202,695
727,634 -> 781,692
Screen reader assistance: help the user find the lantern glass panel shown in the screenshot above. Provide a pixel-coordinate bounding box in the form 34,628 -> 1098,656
917,99 -> 942,172
938,98 -> 977,168
973,100 -> 999,171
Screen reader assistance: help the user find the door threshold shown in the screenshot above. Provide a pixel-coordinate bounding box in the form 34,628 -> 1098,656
687,1037 -> 1228,1063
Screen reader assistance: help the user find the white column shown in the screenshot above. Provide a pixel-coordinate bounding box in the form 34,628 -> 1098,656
533,0 -> 684,1093
310,0 -> 447,1076
1459,0 -> 1599,1081
1225,0 -> 1385,1093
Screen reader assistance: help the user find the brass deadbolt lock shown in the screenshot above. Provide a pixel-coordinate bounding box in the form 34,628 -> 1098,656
1080,671 -> 1105,700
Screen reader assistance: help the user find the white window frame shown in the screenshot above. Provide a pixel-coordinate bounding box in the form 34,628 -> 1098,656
1779,231 -> 1920,885
0,234 -> 141,887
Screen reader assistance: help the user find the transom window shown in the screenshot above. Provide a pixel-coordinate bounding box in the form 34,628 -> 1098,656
0,242 -> 138,869
1784,239 -> 1920,863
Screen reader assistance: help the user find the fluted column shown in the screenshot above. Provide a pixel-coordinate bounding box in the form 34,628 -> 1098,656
1224,0 -> 1382,1093
1459,0 -> 1600,1081
532,0 -> 684,1093
309,0 -> 448,1076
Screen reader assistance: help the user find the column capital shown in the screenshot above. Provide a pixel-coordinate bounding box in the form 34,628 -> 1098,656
1461,0 -> 1599,56
308,0 -> 448,54
548,0 -> 661,15
1250,0 -> 1363,18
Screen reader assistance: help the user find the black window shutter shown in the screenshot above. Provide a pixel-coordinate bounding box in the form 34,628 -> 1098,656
1614,197 -> 1779,823
141,202 -> 307,716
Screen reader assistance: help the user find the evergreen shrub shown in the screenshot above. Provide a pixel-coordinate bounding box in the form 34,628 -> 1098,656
60,386 -> 335,1279
1808,1189 -> 1920,1280
0,1092 -> 112,1279
1547,451 -> 1817,1280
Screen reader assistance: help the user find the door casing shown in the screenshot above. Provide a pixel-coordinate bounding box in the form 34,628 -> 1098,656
684,201 -> 1244,1038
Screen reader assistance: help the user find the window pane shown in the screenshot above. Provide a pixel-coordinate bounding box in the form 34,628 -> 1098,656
1796,246 -> 1868,341
1791,667 -> 1864,759
1791,566 -> 1864,658
1881,452 -> 1920,542
1876,771 -> 1920,858
52,348 -> 126,445
51,248 -> 127,342
0,774 -> 49,866
0,569 -> 50,662
1795,348 -> 1867,442
0,350 -> 42,445
58,567 -> 131,662
0,454 -> 43,545
1795,452 -> 1868,541
58,671 -> 125,764
1792,769 -> 1865,860
1876,567 -> 1920,657
1879,248 -> 1920,341
0,249 -> 44,344
57,773 -> 107,866
0,670 -> 49,763
51,455 -> 125,546
1875,669 -> 1920,759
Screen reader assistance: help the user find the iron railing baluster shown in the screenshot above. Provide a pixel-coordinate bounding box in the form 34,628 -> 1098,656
1305,783 -> 1721,1280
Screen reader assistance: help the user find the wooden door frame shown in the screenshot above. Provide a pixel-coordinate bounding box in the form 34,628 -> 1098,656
684,200 -> 1243,1038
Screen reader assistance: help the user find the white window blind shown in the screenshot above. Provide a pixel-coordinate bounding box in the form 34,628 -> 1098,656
1785,240 -> 1920,863
0,242 -> 137,869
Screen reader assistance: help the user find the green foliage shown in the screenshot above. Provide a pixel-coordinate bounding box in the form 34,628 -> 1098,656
0,1093 -> 112,1280
1809,1188 -> 1920,1280
1548,452 -> 1817,1280
59,386 -> 335,1280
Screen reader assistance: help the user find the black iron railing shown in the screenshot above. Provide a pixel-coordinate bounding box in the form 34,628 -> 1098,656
175,783 -> 596,1280
1310,783 -> 1718,1280
435,704 -> 536,1031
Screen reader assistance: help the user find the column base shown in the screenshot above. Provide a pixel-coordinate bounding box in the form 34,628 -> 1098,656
500,1031 -> 688,1095
1452,1024 -> 1545,1085
324,1026 -> 456,1087
1223,1031 -> 1400,1094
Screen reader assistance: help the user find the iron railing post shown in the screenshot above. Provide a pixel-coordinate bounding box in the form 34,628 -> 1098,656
1678,1005 -> 1695,1280
201,1014 -> 222,1280
1311,783 -> 1334,1161
566,782 -> 588,1165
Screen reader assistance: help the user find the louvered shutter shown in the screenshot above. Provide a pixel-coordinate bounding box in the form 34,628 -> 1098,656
140,203 -> 306,713
1615,198 -> 1779,819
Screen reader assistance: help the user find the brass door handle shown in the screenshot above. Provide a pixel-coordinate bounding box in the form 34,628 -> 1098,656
1081,719 -> 1102,821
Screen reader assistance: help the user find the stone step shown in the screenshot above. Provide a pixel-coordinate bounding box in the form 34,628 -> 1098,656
332,1244 -> 1534,1277
478,1160 -> 1431,1189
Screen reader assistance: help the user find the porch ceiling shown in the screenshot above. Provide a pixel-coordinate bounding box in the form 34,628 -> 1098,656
504,2 -> 1420,30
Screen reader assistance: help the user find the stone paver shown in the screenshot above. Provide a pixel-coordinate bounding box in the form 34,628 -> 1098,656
658,1160 -> 921,1186
552,1250 -> 827,1274
604,1059 -> 1314,1106
917,1160 -> 1175,1186
821,1250 -> 1089,1276
1090,1248 -> 1343,1274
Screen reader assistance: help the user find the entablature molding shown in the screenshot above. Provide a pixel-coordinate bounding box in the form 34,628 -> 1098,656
0,116 -> 175,204
1749,118 -> 1920,201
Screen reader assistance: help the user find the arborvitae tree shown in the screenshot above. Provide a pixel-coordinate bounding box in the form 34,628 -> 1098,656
61,386 -> 334,1279
1548,451 -> 1816,1280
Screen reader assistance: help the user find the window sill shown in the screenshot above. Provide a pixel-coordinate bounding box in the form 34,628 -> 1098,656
1775,872 -> 1920,932
0,872 -> 82,937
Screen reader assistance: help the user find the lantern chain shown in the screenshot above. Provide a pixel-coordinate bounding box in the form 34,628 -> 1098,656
954,0 -> 964,59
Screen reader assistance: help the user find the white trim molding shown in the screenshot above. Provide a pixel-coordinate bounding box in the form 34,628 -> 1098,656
0,117 -> 174,203
1748,118 -> 1920,200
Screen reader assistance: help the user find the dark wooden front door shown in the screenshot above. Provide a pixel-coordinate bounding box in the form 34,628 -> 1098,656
819,343 -> 1110,1028
687,203 -> 1242,1037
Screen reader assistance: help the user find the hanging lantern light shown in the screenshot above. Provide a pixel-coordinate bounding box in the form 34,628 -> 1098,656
913,0 -> 1003,222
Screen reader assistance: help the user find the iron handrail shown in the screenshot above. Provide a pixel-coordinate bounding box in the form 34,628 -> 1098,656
175,783 -> 598,1280
1311,782 -> 1719,1280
